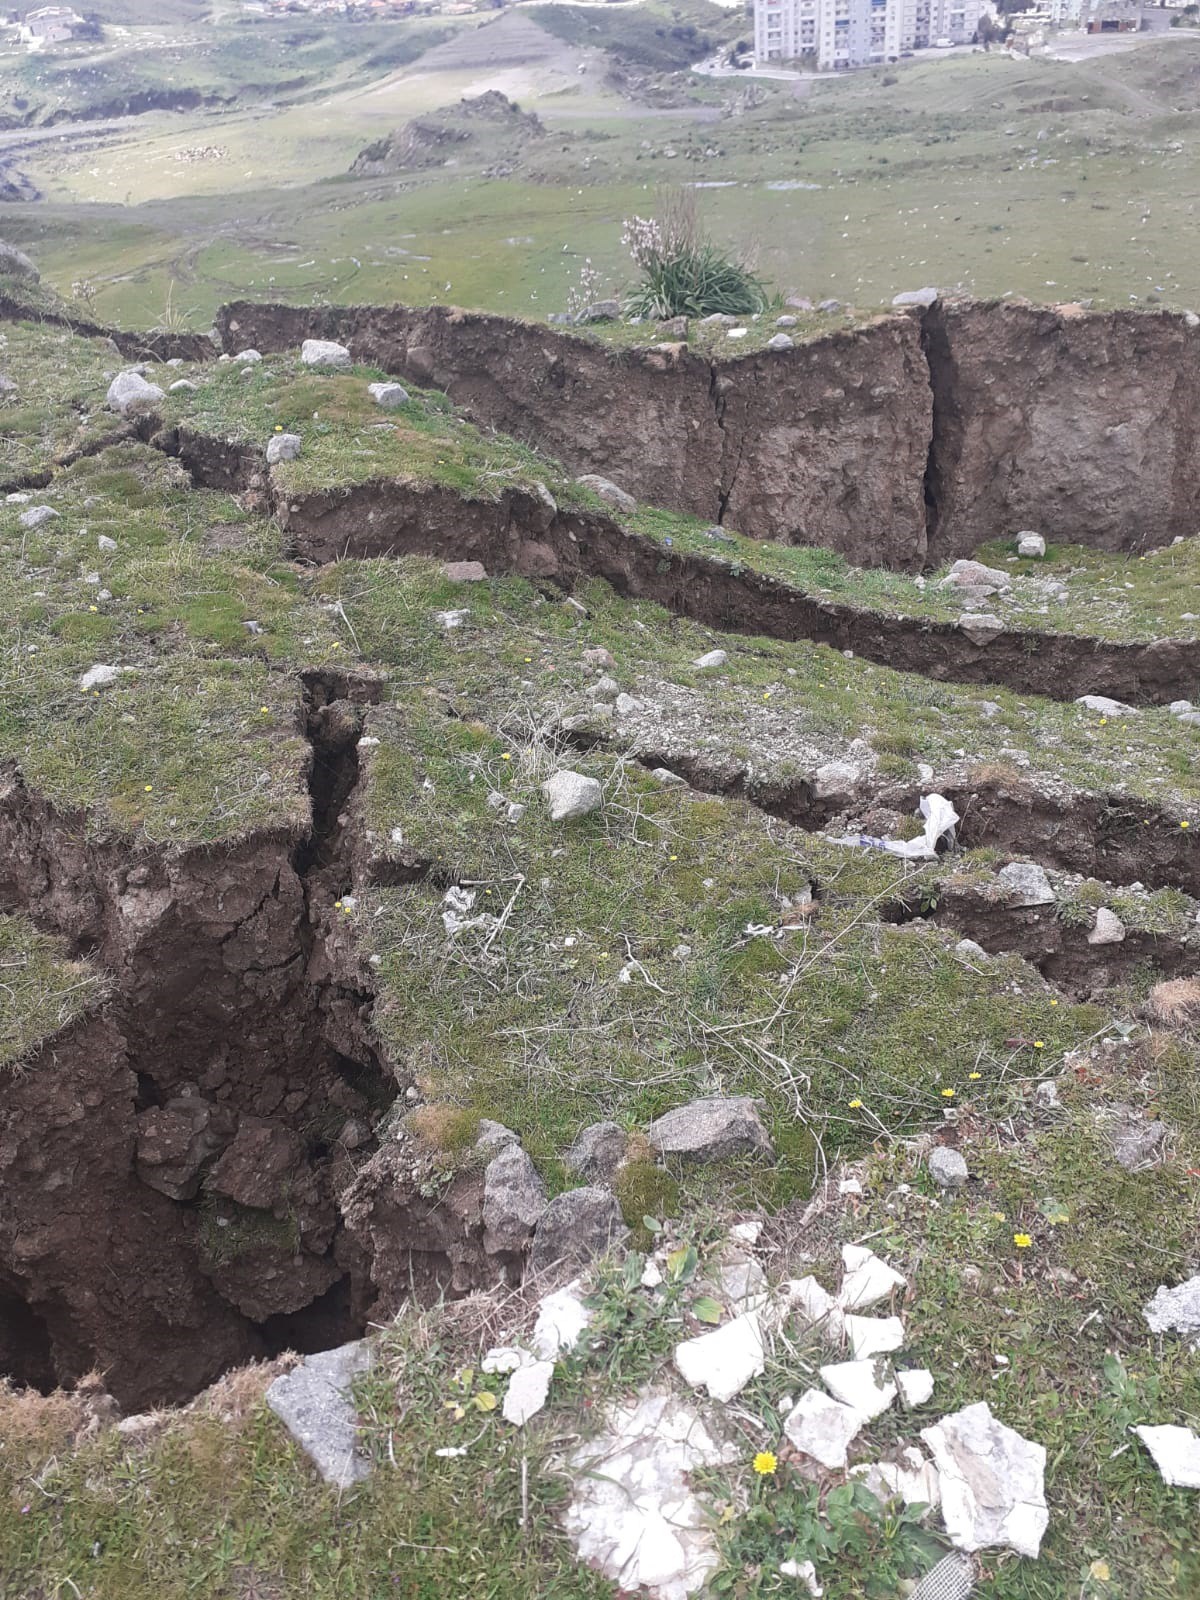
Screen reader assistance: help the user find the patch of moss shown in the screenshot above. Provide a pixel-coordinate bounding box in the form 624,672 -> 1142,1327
614,1160 -> 681,1245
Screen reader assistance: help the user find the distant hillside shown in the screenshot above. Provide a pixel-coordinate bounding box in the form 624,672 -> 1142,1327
527,0 -> 730,73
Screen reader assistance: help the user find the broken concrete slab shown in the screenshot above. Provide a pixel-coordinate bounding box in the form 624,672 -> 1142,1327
920,1400 -> 1048,1558
783,1388 -> 868,1470
564,1389 -> 737,1599
674,1312 -> 765,1402
1134,1424 -> 1200,1489
265,1340 -> 372,1489
896,1369 -> 936,1408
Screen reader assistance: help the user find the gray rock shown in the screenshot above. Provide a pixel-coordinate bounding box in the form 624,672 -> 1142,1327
106,370 -> 164,415
1076,694 -> 1138,716
651,767 -> 686,787
0,240 -> 38,281
301,339 -> 352,370
586,674 -> 620,701
646,1096 -> 773,1164
1109,1107 -> 1170,1171
442,560 -> 487,582
265,1341 -> 372,1488
955,938 -> 987,960
97,533 -> 117,552
475,1118 -> 519,1156
576,299 -> 621,324
369,381 -> 409,409
656,316 -> 689,339
564,1121 -> 628,1182
817,299 -> 841,313
576,474 -> 636,514
529,1186 -> 628,1274
18,505 -> 59,529
941,559 -> 1011,595
613,693 -> 642,717
169,379 -> 197,393
78,663 -> 123,692
1169,700 -> 1194,718
996,861 -> 1055,907
892,287 -> 938,308
1087,907 -> 1125,946
232,349 -> 262,364
700,312 -> 737,326
1144,1274 -> 1200,1344
766,333 -> 794,351
1016,530 -> 1046,558
542,769 -> 602,822
693,649 -> 728,670
266,432 -> 302,465
0,374 -> 19,396
921,1401 -> 1048,1558
483,1142 -> 547,1253
929,1145 -> 969,1189
775,315 -> 798,328
958,612 -> 1004,646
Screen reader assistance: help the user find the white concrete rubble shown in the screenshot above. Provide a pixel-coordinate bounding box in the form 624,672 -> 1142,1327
920,1401 -> 1048,1558
783,1388 -> 867,1470
896,1369 -> 935,1408
840,1244 -> 906,1310
1144,1274 -> 1200,1347
845,1314 -> 905,1362
674,1312 -> 765,1403
820,1358 -> 898,1419
852,1445 -> 941,1511
1135,1424 -> 1200,1489
531,1281 -> 592,1359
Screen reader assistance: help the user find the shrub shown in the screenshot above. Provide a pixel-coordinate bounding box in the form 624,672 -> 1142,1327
622,190 -> 770,320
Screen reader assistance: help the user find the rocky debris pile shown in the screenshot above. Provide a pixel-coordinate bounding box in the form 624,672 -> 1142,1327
350,92 -> 545,177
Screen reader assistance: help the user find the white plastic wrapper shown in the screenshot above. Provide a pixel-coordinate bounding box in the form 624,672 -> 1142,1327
833,793 -> 959,861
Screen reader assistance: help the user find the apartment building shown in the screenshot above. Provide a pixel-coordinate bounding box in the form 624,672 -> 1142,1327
755,0 -> 981,68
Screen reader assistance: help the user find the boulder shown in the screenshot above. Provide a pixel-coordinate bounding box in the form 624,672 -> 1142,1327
266,432 -> 302,466
301,339 -> 352,370
958,613 -> 1004,646
563,1121 -> 628,1182
265,1340 -> 372,1488
482,1143 -> 547,1254
442,560 -> 488,583
921,1401 -> 1048,1559
106,371 -> 165,415
529,1186 -> 628,1275
1087,907 -> 1126,946
892,287 -> 938,308
576,474 -> 636,514
0,240 -> 38,280
1016,530 -> 1046,558
1076,694 -> 1138,716
929,1145 -> 969,1189
19,505 -> 59,530
996,861 -> 1055,908
646,1096 -> 773,1164
369,381 -> 409,409
674,1312 -> 765,1402
542,769 -> 602,822
693,649 -> 728,670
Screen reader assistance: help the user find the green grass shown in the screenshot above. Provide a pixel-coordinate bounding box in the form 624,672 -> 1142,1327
0,912 -> 109,1068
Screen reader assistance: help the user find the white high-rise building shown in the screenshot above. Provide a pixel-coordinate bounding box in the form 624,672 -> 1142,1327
754,0 -> 981,68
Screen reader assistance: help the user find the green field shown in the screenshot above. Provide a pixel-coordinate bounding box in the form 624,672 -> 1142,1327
2,10 -> 1200,329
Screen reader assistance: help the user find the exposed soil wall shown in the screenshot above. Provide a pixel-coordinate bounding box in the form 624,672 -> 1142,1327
215,296 -> 1200,567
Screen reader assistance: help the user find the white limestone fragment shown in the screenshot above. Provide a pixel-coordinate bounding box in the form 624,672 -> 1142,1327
845,1314 -> 905,1362
783,1388 -> 867,1470
921,1401 -> 1049,1558
1135,1424 -> 1200,1489
819,1359 -> 898,1419
674,1313 -> 764,1403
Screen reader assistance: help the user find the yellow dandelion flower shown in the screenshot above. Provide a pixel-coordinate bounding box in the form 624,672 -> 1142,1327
143,784 -> 153,793
941,1087 -> 956,1099
1182,820 -> 1190,830
969,1071 -> 982,1080
753,1451 -> 777,1476
1013,1233 -> 1032,1249
260,706 -> 270,714
1089,1560 -> 1111,1583
1050,999 -> 1059,1007
500,753 -> 512,761
849,1097 -> 863,1109
1099,717 -> 1108,726
669,854 -> 678,861
1034,1040 -> 1045,1049
524,656 -> 532,663
275,424 -> 283,432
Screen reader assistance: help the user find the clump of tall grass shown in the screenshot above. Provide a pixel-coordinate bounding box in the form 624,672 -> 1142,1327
621,190 -> 769,320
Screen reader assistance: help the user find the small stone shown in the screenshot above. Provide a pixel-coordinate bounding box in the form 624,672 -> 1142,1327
19,505 -> 59,529
169,379 -> 196,393
766,333 -> 794,351
783,1388 -> 866,1470
1144,1273 -> 1200,1345
1169,700 -> 1195,718
929,1146 -> 969,1189
840,1244 -> 906,1310
852,1446 -> 941,1510
529,1186 -> 628,1275
674,1313 -> 765,1402
775,315 -> 798,327
563,1121 -> 628,1182
693,649 -> 728,669
301,339 -> 352,369
896,1368 -> 935,1407
1135,1424 -> 1200,1489
646,1096 -> 773,1164
613,693 -> 642,717
1076,694 -> 1138,716
441,560 -> 487,582
97,534 -> 117,551
1016,530 -> 1046,558
582,646 -> 615,670
820,1359 -> 898,1419
531,1281 -> 592,1359
575,298 -> 620,324
955,938 -> 987,960
482,1143 -> 547,1254
369,381 -> 409,408
726,328 -> 748,340
265,1341 -> 372,1488
78,663 -> 123,693
1087,907 -> 1125,946
233,348 -> 262,364
575,473 -> 636,515
542,769 -> 602,822
921,1401 -> 1048,1558
958,612 -> 1004,646
585,676 -> 620,702
106,371 -> 164,414
651,768 -> 686,787
266,432 -> 302,465
1034,1080 -> 1060,1110
996,861 -> 1055,907
845,1314 -> 905,1361
502,1359 -> 554,1424
892,287 -> 938,308
435,608 -> 470,630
